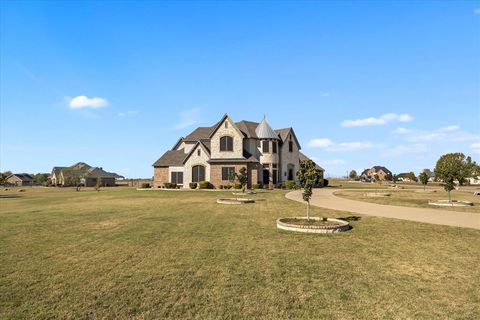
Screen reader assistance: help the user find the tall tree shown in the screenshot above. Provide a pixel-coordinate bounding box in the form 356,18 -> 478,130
435,153 -> 477,187
297,160 -> 323,221
349,170 -> 358,180
419,171 -> 429,191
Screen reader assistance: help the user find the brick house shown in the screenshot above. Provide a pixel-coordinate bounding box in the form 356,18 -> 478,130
361,166 -> 393,181
153,114 -> 323,188
5,173 -> 35,186
50,162 -> 122,187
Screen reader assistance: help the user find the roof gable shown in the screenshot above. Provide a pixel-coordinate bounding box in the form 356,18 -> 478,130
208,114 -> 244,140
182,141 -> 211,164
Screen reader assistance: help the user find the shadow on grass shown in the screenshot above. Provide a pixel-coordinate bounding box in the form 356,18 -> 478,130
338,216 -> 362,222
0,194 -> 22,199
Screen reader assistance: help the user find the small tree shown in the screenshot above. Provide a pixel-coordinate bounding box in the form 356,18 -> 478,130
297,160 -> 323,221
95,177 -> 102,192
235,167 -> 248,192
434,153 -> 473,200
406,171 -> 417,182
393,174 -> 398,184
349,170 -> 358,180
419,171 -> 429,191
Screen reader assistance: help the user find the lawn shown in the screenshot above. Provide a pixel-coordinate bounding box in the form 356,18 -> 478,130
1,187 -> 479,319
335,189 -> 480,213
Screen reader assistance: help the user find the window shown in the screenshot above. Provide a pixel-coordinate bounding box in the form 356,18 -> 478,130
220,136 -> 233,152
288,141 -> 293,152
272,141 -> 277,153
262,140 -> 269,153
272,164 -> 277,169
197,149 -> 201,156
225,121 -> 228,128
221,167 -> 235,181
192,165 -> 205,182
171,172 -> 183,184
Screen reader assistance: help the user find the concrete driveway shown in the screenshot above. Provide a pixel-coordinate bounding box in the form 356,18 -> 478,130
286,188 -> 480,230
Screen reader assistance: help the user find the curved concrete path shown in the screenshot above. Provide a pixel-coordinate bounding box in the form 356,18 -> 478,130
286,189 -> 480,230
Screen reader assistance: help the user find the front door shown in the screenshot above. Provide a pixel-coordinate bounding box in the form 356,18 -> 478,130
263,169 -> 269,185
272,170 -> 277,184
288,168 -> 294,180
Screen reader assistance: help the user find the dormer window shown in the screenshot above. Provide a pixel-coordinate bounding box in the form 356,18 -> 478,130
220,136 -> 233,152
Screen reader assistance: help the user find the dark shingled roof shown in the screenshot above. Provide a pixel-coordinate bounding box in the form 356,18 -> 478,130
361,166 -> 393,176
153,149 -> 187,167
299,152 -> 324,171
275,128 -> 291,142
184,127 -> 215,141
236,121 -> 259,138
9,173 -> 35,181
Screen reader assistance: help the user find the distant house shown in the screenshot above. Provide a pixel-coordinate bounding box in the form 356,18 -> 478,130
422,169 -> 435,182
5,173 -> 35,186
50,162 -> 123,187
361,166 -> 393,181
396,173 -> 412,182
466,176 -> 480,185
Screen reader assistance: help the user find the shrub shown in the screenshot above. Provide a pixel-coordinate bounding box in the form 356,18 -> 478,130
252,183 -> 262,189
164,182 -> 177,189
234,183 -> 242,189
219,185 -> 224,189
275,183 -> 283,189
140,183 -> 150,189
323,179 -> 329,187
285,180 -> 295,189
189,182 -> 197,189
226,185 -> 233,189
199,181 -> 214,189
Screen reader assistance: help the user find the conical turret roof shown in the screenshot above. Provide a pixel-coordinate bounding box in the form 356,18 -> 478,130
255,116 -> 279,139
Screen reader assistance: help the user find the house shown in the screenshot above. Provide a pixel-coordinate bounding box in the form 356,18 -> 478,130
422,169 -> 435,182
50,162 -> 122,187
396,173 -> 413,182
153,114 -> 324,188
466,176 -> 480,185
361,166 -> 393,181
5,173 -> 35,186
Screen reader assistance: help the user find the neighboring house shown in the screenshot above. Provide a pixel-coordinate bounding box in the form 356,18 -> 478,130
466,176 -> 480,185
5,173 -> 35,186
422,169 -> 436,182
153,114 -> 324,188
361,166 -> 393,181
396,173 -> 411,182
50,162 -> 122,187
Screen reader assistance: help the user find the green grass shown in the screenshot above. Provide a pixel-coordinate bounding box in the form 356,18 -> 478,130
1,187 -> 479,319
335,189 -> 480,213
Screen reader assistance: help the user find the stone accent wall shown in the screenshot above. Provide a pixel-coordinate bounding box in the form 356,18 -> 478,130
210,117 -> 244,159
153,167 -> 169,188
184,144 -> 211,185
279,132 -> 300,183
248,163 -> 260,186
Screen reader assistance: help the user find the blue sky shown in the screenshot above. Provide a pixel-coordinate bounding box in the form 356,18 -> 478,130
1,1 -> 479,178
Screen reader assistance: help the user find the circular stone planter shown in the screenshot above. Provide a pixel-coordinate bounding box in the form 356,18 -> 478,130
217,198 -> 255,205
365,192 -> 391,197
232,191 -> 257,196
428,200 -> 473,207
276,217 -> 349,234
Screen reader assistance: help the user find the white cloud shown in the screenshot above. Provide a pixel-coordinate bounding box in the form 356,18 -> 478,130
320,92 -> 330,97
475,8 -> 480,14
383,143 -> 428,157
437,125 -> 460,132
174,108 -> 201,130
307,138 -> 375,151
471,142 -> 480,154
307,138 -> 333,148
392,125 -> 469,142
341,113 -> 413,127
118,110 -> 139,117
68,95 -> 108,109
393,127 -> 411,134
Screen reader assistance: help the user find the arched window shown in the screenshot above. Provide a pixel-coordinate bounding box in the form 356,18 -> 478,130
220,136 -> 233,152
192,165 -> 206,182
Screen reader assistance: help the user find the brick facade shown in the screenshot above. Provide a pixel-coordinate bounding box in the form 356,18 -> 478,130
153,167 -> 169,187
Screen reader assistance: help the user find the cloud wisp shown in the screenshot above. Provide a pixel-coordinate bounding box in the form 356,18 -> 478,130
308,138 -> 375,151
118,111 -> 139,117
392,125 -> 478,143
341,113 -> 413,127
174,108 -> 201,130
68,95 -> 109,109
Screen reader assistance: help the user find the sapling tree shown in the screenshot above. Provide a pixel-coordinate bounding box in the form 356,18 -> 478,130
235,167 -> 248,192
349,170 -> 358,180
296,159 -> 323,221
419,171 -> 429,191
95,177 -> 102,192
